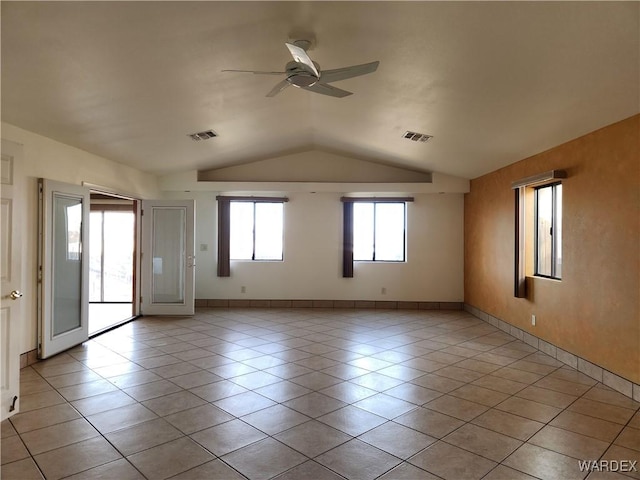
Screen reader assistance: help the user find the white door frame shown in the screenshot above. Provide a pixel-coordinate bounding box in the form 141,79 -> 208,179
38,179 -> 90,359
37,185 -> 195,360
140,200 -> 195,316
82,182 -> 142,319
1,139 -> 23,420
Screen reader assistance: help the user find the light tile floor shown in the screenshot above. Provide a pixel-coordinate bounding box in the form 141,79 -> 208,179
89,303 -> 134,336
1,308 -> 639,480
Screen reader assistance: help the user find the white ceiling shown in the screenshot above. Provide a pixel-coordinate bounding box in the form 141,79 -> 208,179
2,2 -> 638,179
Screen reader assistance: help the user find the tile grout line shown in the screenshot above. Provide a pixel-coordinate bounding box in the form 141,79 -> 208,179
5,308 -> 638,480
464,303 -> 640,402
19,366 -> 152,480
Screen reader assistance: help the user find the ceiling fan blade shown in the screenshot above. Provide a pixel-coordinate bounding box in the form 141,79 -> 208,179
266,79 -> 291,97
221,69 -> 285,75
302,83 -> 352,98
285,43 -> 319,78
319,61 -> 380,84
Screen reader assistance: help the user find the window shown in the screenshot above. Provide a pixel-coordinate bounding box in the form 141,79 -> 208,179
342,197 -> 413,277
512,170 -> 566,296
535,182 -> 562,279
353,202 -> 406,261
216,196 -> 288,276
230,201 -> 283,260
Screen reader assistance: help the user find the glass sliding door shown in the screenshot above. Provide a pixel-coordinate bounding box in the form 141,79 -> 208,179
88,196 -> 136,335
104,211 -> 134,301
90,210 -> 134,302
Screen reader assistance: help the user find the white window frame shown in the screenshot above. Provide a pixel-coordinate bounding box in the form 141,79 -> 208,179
229,200 -> 285,261
353,201 -> 407,262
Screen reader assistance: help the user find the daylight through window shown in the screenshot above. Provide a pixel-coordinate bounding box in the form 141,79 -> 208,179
535,183 -> 562,279
230,201 -> 284,260
353,202 -> 406,261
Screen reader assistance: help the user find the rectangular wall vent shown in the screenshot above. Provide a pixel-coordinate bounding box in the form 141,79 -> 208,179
189,130 -> 217,141
403,131 -> 433,143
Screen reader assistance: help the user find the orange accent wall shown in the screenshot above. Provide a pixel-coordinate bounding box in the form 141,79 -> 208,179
464,115 -> 640,383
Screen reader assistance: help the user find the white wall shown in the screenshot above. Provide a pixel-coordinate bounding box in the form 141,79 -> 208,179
2,123 -> 160,353
198,150 -> 433,183
164,190 -> 465,302
161,152 -> 468,303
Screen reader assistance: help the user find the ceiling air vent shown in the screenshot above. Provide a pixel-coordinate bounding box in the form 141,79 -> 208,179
189,130 -> 217,141
403,131 -> 432,143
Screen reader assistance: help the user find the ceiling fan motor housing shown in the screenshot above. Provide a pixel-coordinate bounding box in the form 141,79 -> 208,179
285,61 -> 319,87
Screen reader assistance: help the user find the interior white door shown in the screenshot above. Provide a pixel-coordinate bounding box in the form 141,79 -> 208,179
141,200 -> 195,315
1,140 -> 23,420
38,179 -> 90,359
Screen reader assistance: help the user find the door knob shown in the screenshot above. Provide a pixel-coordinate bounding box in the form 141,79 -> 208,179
9,290 -> 23,300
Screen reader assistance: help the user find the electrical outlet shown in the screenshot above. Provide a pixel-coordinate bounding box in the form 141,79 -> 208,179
531,314 -> 536,326
381,287 -> 387,295
241,286 -> 246,293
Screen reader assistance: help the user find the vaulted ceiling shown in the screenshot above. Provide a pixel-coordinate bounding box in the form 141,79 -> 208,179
2,2 -> 638,179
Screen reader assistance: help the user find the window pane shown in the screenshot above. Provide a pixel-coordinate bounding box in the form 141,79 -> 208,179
536,186 -> 553,276
353,203 -> 374,260
53,195 -> 83,336
151,207 -> 185,304
230,202 -> 254,260
89,212 -> 103,302
255,203 -> 283,260
554,184 -> 563,278
103,212 -> 134,301
375,203 -> 405,261
66,202 -> 83,261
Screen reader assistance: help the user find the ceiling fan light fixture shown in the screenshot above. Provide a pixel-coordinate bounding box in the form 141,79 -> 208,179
287,72 -> 318,87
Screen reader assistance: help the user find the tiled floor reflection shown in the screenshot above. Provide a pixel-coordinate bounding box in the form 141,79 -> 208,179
2,308 -> 639,479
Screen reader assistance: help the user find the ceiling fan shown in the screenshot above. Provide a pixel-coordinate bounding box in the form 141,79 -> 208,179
222,40 -> 380,98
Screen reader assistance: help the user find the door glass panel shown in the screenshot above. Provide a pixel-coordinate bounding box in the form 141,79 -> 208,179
53,194 -> 83,336
89,212 -> 103,302
152,207 -> 185,304
103,212 -> 134,301
90,211 -> 134,303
